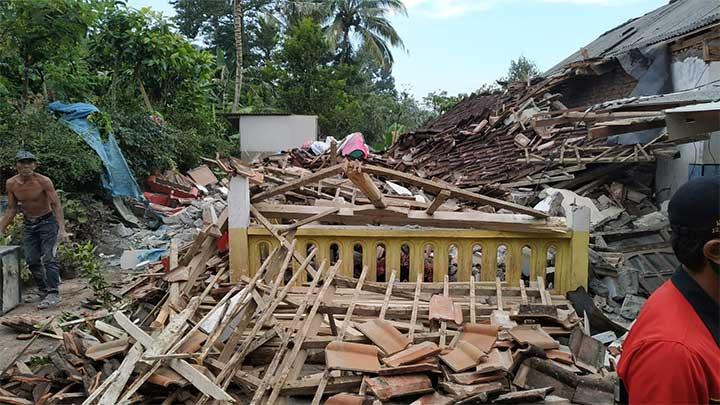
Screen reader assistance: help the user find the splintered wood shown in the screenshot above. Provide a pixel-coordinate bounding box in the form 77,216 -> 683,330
0,219 -> 588,404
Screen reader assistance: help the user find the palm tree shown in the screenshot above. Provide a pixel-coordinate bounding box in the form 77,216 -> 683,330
323,0 -> 407,68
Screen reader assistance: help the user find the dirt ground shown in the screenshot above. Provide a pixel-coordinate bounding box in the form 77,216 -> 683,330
0,265 -> 125,374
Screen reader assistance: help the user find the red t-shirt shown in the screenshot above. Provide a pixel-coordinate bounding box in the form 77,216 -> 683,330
618,271 -> 720,404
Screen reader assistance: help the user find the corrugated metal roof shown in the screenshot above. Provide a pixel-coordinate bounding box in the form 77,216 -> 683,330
594,82 -> 720,110
665,101 -> 720,113
546,0 -> 720,75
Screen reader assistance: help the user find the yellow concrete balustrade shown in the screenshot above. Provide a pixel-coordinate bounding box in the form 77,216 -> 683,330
235,224 -> 588,294
228,176 -> 590,295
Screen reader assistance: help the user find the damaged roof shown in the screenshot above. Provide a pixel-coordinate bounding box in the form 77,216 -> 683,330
547,0 -> 720,75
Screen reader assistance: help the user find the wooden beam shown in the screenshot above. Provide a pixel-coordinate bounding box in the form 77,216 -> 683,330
426,190 -> 451,215
250,205 -> 318,279
254,204 -> 566,234
362,164 -> 548,218
408,274 -> 422,341
277,207 -> 340,234
249,262 -> 329,404
589,116 -> 666,139
345,163 -> 387,209
251,163 -> 346,203
311,265 -> 369,405
266,263 -> 341,404
532,111 -> 663,127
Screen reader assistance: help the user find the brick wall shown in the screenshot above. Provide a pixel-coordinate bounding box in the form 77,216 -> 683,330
551,64 -> 638,109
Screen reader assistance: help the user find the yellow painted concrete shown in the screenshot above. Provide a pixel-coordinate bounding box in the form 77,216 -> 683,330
232,225 -> 588,294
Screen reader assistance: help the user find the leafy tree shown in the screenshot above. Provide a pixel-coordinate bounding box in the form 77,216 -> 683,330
423,90 -> 467,116
505,55 -> 540,84
0,0 -> 100,105
89,6 -> 217,114
172,0 -> 277,112
322,0 -> 407,68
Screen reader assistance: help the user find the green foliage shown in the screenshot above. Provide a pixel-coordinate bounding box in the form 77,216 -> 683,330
323,0 -> 407,68
58,241 -> 112,306
0,0 -> 101,102
111,111 -> 232,179
505,55 -> 540,84
57,311 -> 82,331
172,0 -> 428,144
0,107 -> 104,191
0,216 -> 22,246
423,90 -> 467,116
272,18 -> 429,144
90,5 -> 217,113
27,356 -> 52,369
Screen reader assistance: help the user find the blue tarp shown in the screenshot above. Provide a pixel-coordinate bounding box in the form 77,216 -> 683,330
48,102 -> 143,201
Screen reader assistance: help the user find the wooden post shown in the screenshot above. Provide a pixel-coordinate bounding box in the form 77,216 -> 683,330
345,163 -> 387,209
229,175 -> 251,282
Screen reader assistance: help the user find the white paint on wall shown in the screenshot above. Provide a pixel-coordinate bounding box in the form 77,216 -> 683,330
655,57 -> 720,202
671,57 -> 716,91
228,175 -> 249,229
238,115 -> 317,155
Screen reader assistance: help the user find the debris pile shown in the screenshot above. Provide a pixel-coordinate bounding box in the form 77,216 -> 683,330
0,207 -> 618,404
384,72 -> 681,191
0,159 -> 613,404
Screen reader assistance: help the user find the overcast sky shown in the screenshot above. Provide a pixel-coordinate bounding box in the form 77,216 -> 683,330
127,0 -> 668,99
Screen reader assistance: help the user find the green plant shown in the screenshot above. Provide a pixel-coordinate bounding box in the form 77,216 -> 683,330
27,356 -> 51,369
0,215 -> 22,246
58,241 -> 112,306
57,311 -> 81,331
0,108 -> 104,192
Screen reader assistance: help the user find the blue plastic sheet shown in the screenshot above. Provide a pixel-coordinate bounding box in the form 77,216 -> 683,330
48,102 -> 143,201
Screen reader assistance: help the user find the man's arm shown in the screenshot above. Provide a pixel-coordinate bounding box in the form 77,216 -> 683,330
0,181 -> 18,235
622,341 -> 708,404
41,177 -> 68,241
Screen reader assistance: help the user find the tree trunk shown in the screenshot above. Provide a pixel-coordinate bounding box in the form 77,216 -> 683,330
22,63 -> 30,107
342,30 -> 350,64
138,78 -> 153,112
232,0 -> 244,113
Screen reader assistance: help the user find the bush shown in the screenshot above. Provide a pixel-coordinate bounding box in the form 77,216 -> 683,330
110,110 -> 233,179
0,105 -> 103,192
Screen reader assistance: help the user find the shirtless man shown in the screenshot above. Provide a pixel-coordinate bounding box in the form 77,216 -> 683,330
0,151 -> 69,308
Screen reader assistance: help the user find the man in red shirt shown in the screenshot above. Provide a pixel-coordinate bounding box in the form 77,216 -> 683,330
618,176 -> 720,404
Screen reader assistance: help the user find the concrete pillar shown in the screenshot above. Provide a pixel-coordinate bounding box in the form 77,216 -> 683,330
561,206 -> 591,294
229,175 -> 250,282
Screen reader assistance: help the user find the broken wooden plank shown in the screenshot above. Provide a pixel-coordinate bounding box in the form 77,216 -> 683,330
408,274 -> 422,341
312,265 -> 370,404
426,190 -> 451,216
265,262 -> 341,404
251,163 -> 346,203
248,262 -> 330,404
96,342 -> 144,405
345,163 -> 387,209
362,164 -> 548,218
277,207 -> 340,234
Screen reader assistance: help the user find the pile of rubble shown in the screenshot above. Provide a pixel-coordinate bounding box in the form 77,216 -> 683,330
0,204 -> 616,405
0,160 -> 624,404
383,76 -> 678,191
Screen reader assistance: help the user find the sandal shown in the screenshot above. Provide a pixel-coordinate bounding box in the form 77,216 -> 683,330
37,293 -> 62,309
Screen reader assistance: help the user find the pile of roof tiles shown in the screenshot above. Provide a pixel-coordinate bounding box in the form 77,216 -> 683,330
383,76 -> 678,191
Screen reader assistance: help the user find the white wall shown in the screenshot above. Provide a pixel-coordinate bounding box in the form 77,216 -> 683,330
655,57 -> 720,202
238,115 -> 317,160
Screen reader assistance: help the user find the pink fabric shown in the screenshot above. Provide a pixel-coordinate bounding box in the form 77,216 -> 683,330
341,132 -> 369,158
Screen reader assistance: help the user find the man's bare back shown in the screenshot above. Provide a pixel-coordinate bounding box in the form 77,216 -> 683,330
6,174 -> 53,219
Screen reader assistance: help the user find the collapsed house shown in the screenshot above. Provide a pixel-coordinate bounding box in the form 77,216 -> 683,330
0,1 -> 718,404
